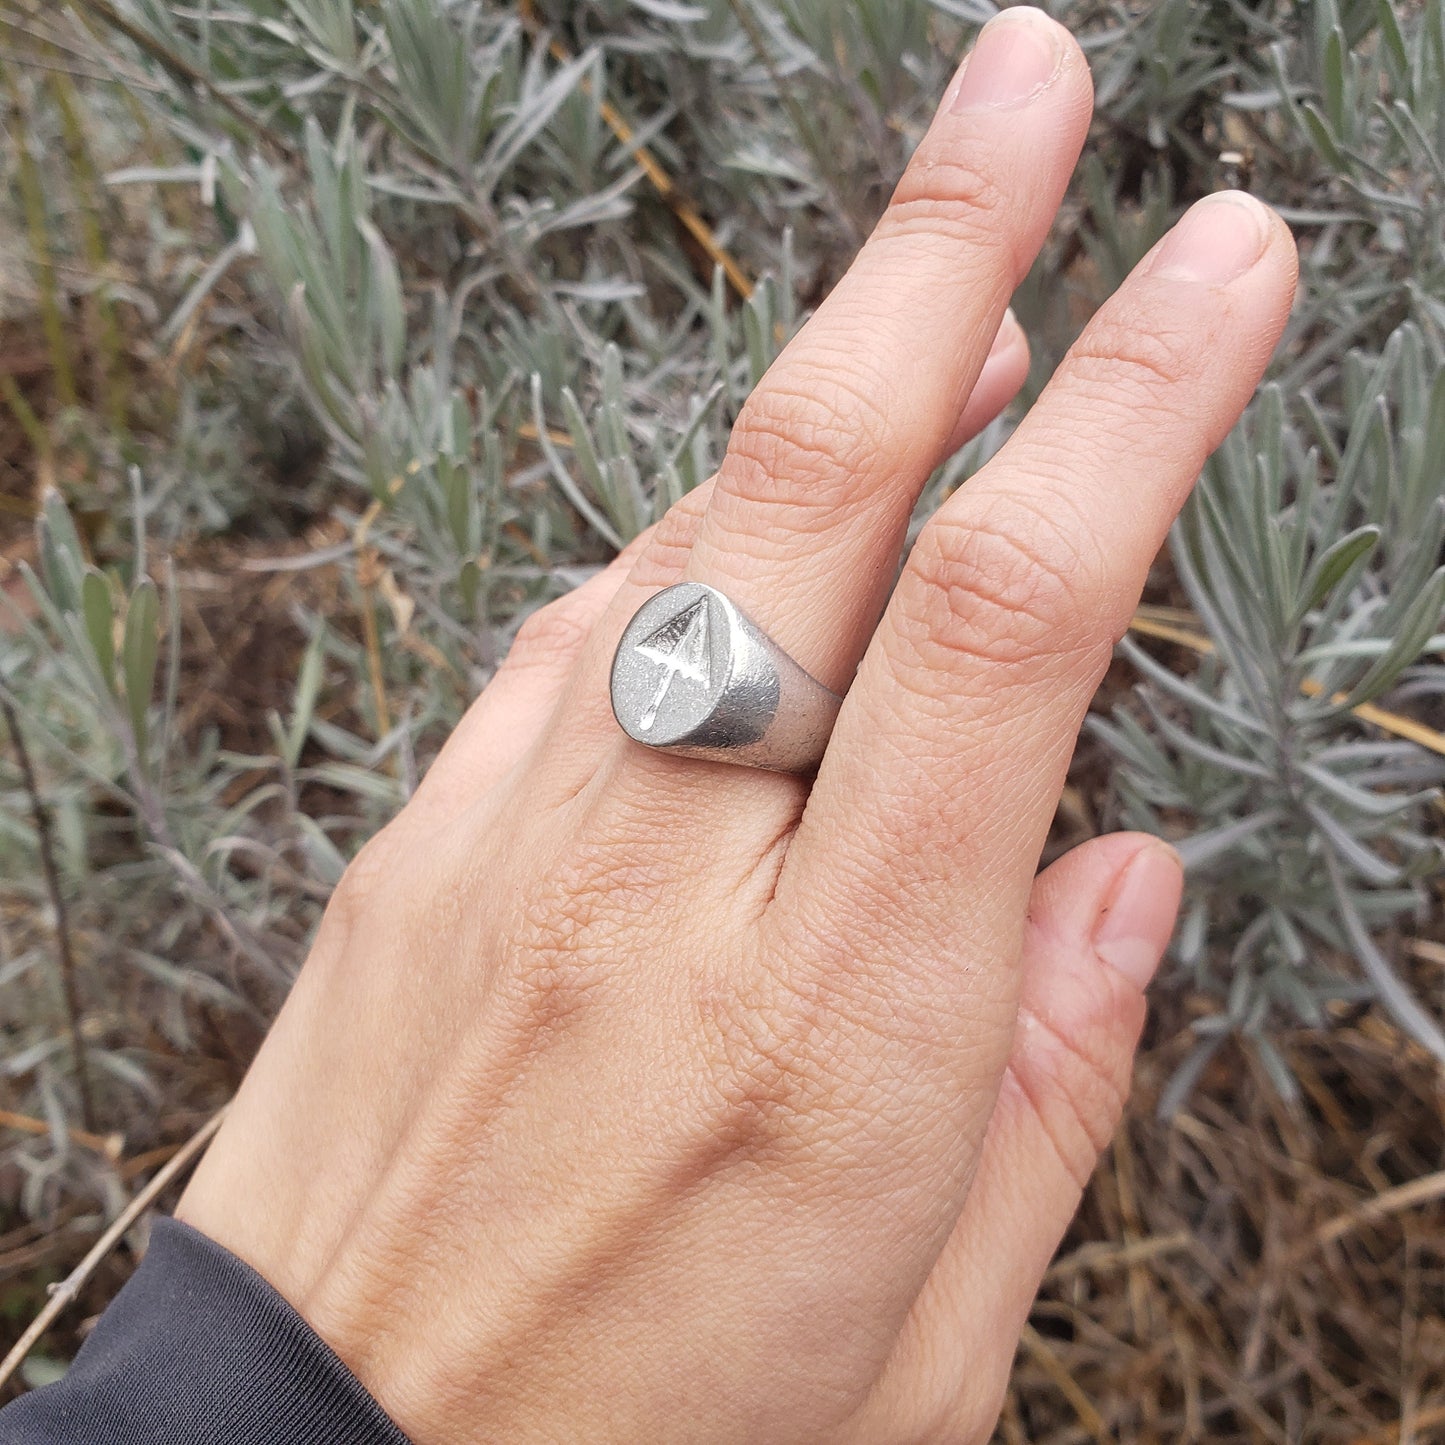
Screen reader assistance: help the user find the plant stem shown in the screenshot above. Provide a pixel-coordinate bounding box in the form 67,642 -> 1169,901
1,695 -> 98,1135
63,0 -> 293,155
2,62 -> 79,410
47,66 -> 129,440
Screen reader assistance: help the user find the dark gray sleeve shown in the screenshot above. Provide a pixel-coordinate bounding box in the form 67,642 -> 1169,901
0,1217 -> 411,1444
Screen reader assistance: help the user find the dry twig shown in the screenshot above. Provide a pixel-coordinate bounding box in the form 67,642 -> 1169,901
2,695 -> 98,1134
1018,1323 -> 1111,1444
1313,1169 -> 1445,1250
1349,1401 -> 1445,1445
517,0 -> 754,300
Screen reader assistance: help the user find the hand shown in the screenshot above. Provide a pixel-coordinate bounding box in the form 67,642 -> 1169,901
177,9 -> 1297,1441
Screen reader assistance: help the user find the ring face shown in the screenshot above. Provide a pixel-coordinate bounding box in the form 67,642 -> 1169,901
611,583 -> 748,747
610,582 -> 843,774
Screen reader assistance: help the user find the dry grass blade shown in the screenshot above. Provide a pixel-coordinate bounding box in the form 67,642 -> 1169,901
1,2 -> 1442,1435
0,1109 -> 121,1159
1018,1323 -> 1111,1444
2,697 -> 97,1134
1044,1229 -> 1193,1284
1350,1401 -> 1445,1445
1313,1169 -> 1445,1249
1009,1026 -> 1445,1441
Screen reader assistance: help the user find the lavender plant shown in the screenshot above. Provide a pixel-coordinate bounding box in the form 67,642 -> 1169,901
1094,327 -> 1445,1104
1094,0 -> 1445,1098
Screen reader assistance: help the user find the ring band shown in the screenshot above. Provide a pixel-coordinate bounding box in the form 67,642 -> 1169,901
610,583 -> 844,774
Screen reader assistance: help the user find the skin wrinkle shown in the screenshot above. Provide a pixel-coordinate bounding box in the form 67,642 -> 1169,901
372,924 -> 907,1433
798,713 -> 1069,941
745,895 -> 1017,1167
503,599 -> 604,678
876,593 -> 1110,727
1016,927 -> 1143,1138
333,1085 -> 731,1422
671,37 -> 1095,705
779,224 -> 1298,932
535,479 -> 713,754
830,845 -> 1177,1444
759,931 -> 993,1103
407,530 -> 666,815
571,743 -> 807,855
777,729 -> 1102,1152
750,807 -> 800,916
872,183 -> 1014,262
940,322 -> 1029,456
627,502 -> 705,583
1060,314 -> 1200,397
336,936 -> 726,1238
1001,1013 -> 1130,1194
776,877 -> 1024,1066
878,84 -> 1091,274
717,375 -> 907,527
278,856 -> 526,1295
895,519 -> 1093,678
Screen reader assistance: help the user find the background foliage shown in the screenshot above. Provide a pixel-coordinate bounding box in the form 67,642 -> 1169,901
1,0 -> 1443,1435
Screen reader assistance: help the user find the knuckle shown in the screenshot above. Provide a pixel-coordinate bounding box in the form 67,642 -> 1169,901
693,974 -> 828,1156
1063,318 -> 1196,409
627,485 -> 710,587
721,368 -> 894,532
326,830 -> 397,935
898,502 -> 1102,677
498,932 -> 606,1045
692,943 -> 941,1164
503,594 -> 594,673
881,153 -> 1009,254
692,962 -> 860,1160
314,827 -> 417,972
1008,998 -> 1141,1192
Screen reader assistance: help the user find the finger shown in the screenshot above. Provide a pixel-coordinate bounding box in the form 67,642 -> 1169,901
403,521 -> 674,829
840,836 -> 1181,1441
676,8 -> 1092,693
781,192 -> 1296,1136
411,482 -> 718,834
943,306 -> 1030,456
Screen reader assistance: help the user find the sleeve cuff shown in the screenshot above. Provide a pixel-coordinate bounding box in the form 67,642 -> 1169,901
0,1216 -> 411,1444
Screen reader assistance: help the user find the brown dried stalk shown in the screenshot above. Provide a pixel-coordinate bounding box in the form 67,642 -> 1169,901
1,694 -> 97,1135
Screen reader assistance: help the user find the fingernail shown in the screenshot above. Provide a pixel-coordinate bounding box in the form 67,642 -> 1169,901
1146,191 -> 1271,285
1092,839 -> 1183,989
951,8 -> 1065,112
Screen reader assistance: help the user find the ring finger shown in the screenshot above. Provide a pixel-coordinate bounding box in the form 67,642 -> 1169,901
658,7 -> 1087,697
545,8 -> 1089,796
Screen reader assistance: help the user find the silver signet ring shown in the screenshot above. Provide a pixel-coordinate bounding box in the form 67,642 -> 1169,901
610,582 -> 844,774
